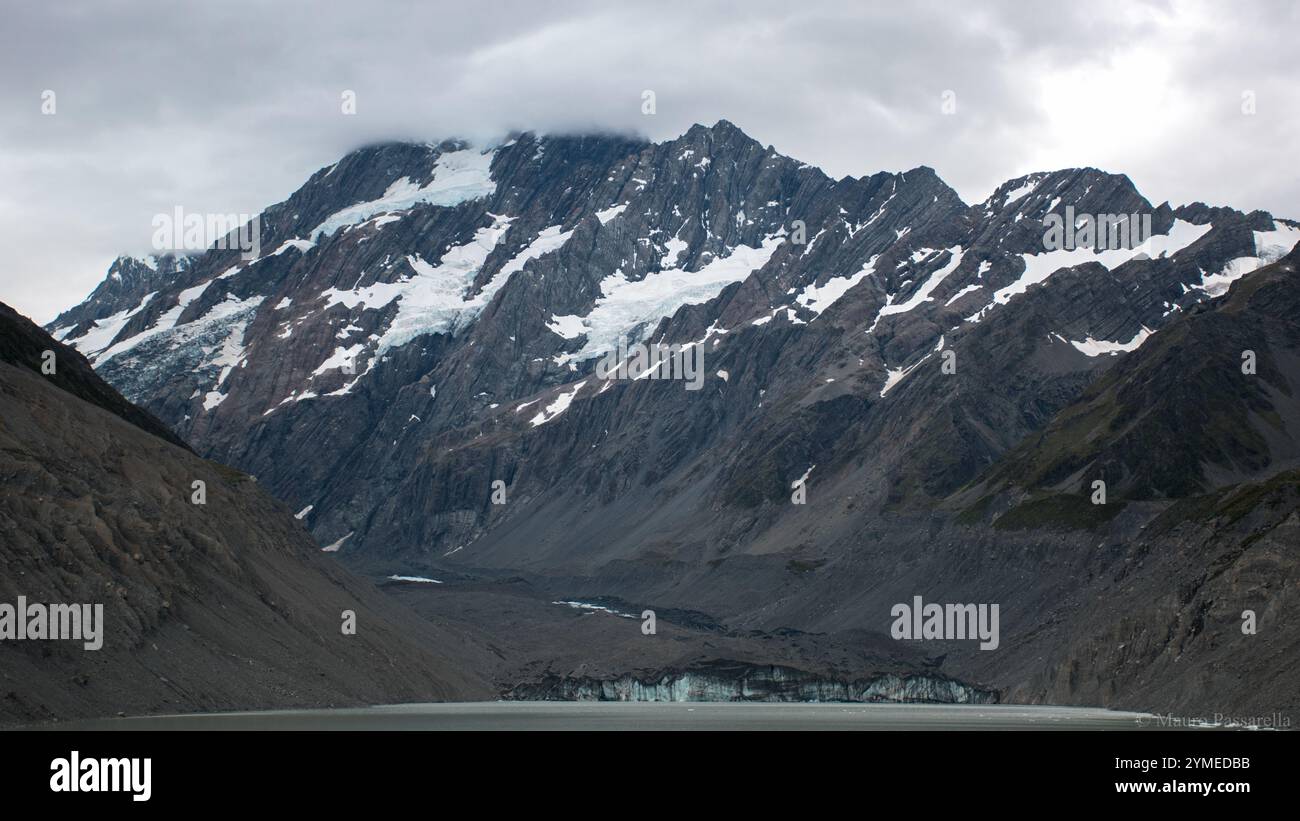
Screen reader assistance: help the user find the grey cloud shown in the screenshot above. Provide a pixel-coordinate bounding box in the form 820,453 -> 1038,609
1,0 -> 1295,322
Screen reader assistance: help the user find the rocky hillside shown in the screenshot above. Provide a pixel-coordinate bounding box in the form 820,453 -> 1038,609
0,304 -> 492,725
962,246 -> 1300,508
721,253 -> 1300,717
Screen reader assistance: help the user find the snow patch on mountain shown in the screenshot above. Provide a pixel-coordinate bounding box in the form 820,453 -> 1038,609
795,255 -> 879,318
596,203 -> 628,224
311,343 -> 366,378
1001,180 -> 1038,205
309,147 -> 497,240
321,219 -> 574,361
944,283 -> 982,306
1066,326 -> 1152,357
311,216 -> 533,362
968,219 -> 1212,322
1192,221 -> 1300,297
546,313 -> 587,339
988,174 -> 1045,210
880,354 -> 932,397
321,532 -> 352,552
57,291 -> 158,358
200,317 -> 251,411
493,224 -> 575,283
555,234 -> 785,363
871,246 -> 964,331
530,380 -> 586,427
96,293 -> 260,365
371,218 -> 517,355
272,238 -> 316,256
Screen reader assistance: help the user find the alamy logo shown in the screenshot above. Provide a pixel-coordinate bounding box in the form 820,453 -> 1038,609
50,751 -> 151,802
595,336 -> 705,391
152,206 -> 261,259
890,595 -> 999,650
0,596 -> 103,650
1043,205 -> 1153,253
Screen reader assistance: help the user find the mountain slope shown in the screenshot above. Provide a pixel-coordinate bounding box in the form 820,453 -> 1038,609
0,303 -> 492,725
658,256 -> 1300,716
2,300 -> 186,449
924,251 -> 1300,715
962,245 -> 1300,514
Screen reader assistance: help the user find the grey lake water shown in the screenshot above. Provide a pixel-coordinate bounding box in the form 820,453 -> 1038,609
32,702 -> 1195,731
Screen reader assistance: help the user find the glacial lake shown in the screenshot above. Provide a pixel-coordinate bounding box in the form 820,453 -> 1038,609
33,702 -> 1211,731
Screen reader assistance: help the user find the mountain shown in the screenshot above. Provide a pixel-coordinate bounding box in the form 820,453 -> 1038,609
45,120 -> 1300,715
47,254 -> 192,343
0,303 -> 492,725
961,246 -> 1300,507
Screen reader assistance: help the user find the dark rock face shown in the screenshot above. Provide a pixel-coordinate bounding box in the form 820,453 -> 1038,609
47,121 -> 1300,716
0,303 -> 493,725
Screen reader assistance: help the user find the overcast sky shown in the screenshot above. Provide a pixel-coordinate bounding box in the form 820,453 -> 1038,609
1,0 -> 1296,324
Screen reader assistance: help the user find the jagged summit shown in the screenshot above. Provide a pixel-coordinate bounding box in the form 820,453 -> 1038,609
48,253 -> 192,343
48,120 -> 1299,566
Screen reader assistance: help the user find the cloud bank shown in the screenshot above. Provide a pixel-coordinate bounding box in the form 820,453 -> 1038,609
1,0 -> 1295,322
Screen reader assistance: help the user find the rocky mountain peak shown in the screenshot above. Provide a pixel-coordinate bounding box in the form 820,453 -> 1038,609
48,253 -> 190,335
43,121 -> 1299,579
